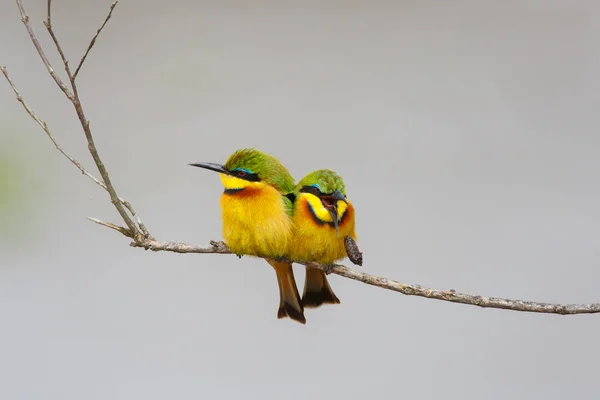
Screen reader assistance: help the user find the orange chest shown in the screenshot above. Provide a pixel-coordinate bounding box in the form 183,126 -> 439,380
218,186 -> 293,257
288,197 -> 357,263
219,186 -> 288,223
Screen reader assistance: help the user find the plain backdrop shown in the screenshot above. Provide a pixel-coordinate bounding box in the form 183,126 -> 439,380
2,1 -> 600,399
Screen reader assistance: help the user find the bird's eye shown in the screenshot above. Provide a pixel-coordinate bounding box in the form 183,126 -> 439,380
237,171 -> 247,177
300,185 -> 323,196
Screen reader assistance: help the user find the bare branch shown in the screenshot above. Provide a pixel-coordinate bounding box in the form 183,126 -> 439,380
6,0 -> 600,319
44,0 -> 73,80
1,66 -> 100,185
129,239 -> 232,254
317,263 -> 600,315
124,236 -> 600,316
62,8 -> 140,239
73,1 -> 119,80
16,0 -> 140,237
121,200 -> 151,239
15,0 -> 73,100
0,66 -> 150,238
69,86 -> 140,237
87,217 -> 131,237
11,1 -> 148,239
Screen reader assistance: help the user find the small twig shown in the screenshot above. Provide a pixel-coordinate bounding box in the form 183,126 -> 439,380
7,0 -> 600,320
87,217 -> 131,237
1,66 -> 98,184
68,86 -> 140,237
11,0 -> 147,239
16,0 -> 140,237
44,0 -> 72,80
15,0 -> 73,100
73,1 -> 119,80
0,66 -> 150,238
121,200 -> 151,238
57,1 -> 139,238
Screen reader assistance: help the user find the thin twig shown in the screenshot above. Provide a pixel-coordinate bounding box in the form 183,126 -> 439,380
17,0 -> 140,237
121,200 -> 151,238
87,217 -> 131,237
15,0 -> 73,100
6,0 -> 600,319
59,3 -> 140,238
44,0 -> 73,80
73,1 -> 119,80
1,66 -> 104,188
125,237 -> 600,315
0,66 -> 149,238
68,83 -> 140,237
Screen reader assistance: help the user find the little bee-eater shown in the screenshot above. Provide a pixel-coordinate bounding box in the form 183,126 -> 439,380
190,149 -> 305,324
288,169 -> 357,308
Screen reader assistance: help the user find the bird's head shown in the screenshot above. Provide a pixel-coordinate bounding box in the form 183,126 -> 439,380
295,169 -> 349,235
190,148 -> 295,194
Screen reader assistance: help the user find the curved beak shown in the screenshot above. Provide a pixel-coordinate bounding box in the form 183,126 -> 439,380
329,209 -> 340,236
330,190 -> 347,204
322,190 -> 347,236
189,162 -> 230,175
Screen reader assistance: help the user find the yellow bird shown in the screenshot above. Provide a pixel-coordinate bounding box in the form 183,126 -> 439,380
288,169 -> 357,308
190,149 -> 305,324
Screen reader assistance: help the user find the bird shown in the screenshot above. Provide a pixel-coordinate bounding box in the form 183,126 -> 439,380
288,169 -> 357,308
189,148 -> 306,324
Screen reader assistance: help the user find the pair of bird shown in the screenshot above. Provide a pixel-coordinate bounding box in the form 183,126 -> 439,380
191,148 -> 357,324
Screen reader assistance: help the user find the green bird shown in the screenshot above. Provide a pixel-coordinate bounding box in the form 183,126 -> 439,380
288,169 -> 357,308
190,148 -> 305,324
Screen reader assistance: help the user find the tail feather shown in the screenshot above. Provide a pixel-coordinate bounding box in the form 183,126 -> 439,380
302,267 -> 341,308
267,260 -> 306,325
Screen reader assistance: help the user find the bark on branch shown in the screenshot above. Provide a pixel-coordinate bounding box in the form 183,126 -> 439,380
2,0 -> 599,317
123,236 -> 600,315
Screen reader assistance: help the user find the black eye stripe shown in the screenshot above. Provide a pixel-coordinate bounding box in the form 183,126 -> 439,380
231,169 -> 260,182
299,186 -> 322,196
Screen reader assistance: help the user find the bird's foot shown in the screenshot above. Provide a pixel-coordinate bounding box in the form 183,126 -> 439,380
324,264 -> 334,275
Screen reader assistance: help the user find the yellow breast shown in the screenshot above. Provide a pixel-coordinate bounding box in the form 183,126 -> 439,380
219,175 -> 293,258
289,193 -> 356,264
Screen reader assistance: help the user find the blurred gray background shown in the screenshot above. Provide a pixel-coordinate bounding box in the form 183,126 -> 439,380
2,0 -> 600,399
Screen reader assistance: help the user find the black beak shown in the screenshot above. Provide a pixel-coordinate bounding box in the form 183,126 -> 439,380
330,190 -> 347,204
322,190 -> 347,236
329,208 -> 340,236
189,162 -> 230,175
